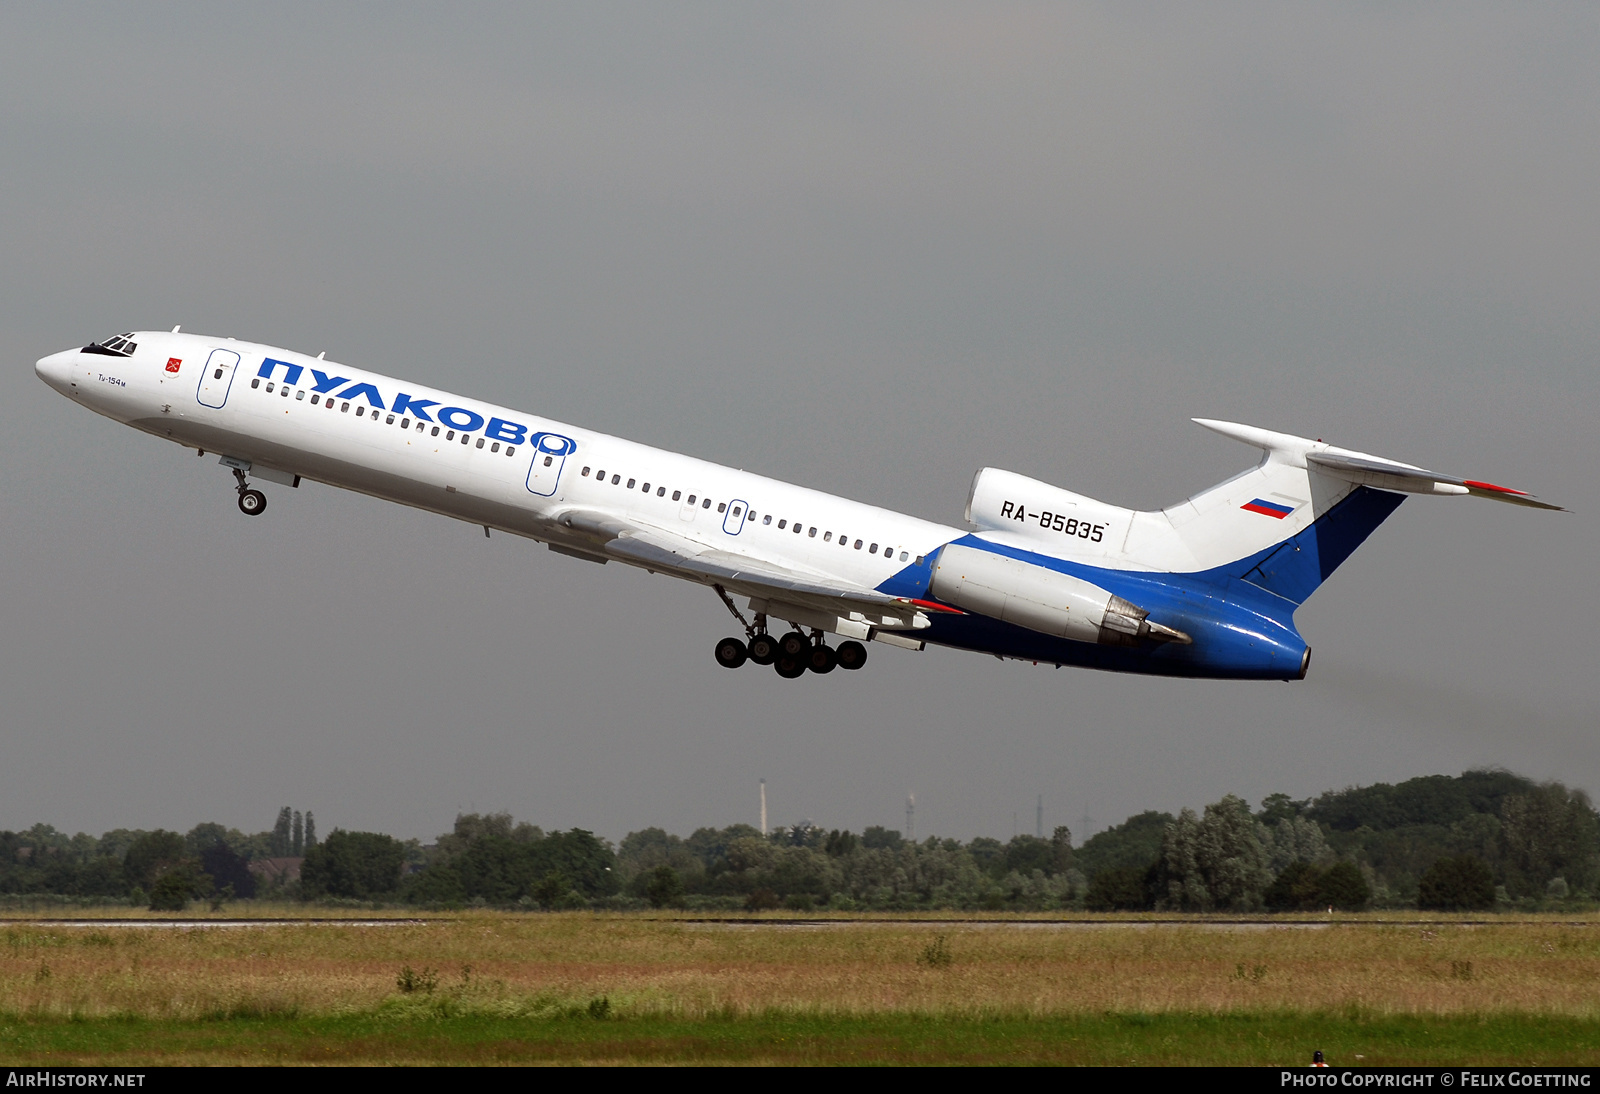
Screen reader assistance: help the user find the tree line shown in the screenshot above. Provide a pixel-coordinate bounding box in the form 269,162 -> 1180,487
1,770 -> 1593,912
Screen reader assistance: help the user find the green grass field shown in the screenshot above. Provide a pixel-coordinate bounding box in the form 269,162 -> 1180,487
2,911 -> 1596,1065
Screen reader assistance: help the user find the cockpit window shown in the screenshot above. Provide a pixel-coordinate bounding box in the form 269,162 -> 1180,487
81,333 -> 136,357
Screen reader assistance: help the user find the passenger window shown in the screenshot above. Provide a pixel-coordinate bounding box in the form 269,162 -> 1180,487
808,527 -> 817,537
673,490 -> 682,501
657,487 -> 666,497
341,402 -> 350,412
543,455 -> 553,466
296,390 -> 305,401
687,495 -> 696,505
778,519 -> 787,529
251,378 -> 261,389
461,433 -> 469,444
853,539 -> 861,549
642,483 -> 650,493
446,430 -> 455,440
266,382 -> 275,393
732,507 -> 741,517
310,393 -> 319,404
401,418 -> 410,428
215,368 -> 224,379
357,406 -> 365,417
491,442 -> 500,453
794,523 -> 802,534
900,551 -> 908,562
387,415 -> 395,424
431,426 -> 440,436
476,438 -> 485,448
596,470 -> 605,480
702,498 -> 712,509
611,474 -> 621,485
506,447 -> 517,456
869,543 -> 878,554
824,532 -> 833,542
717,503 -> 727,514
915,556 -> 924,565
763,515 -> 772,525
627,479 -> 636,489
582,467 -> 591,476
281,386 -> 289,397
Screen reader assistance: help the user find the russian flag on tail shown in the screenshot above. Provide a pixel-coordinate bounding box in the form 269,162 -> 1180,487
1241,498 -> 1294,519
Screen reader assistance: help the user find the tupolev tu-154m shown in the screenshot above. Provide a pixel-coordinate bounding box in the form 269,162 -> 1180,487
36,330 -> 1561,681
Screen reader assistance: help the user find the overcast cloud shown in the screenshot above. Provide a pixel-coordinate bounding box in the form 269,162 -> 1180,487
1,3 -> 1594,844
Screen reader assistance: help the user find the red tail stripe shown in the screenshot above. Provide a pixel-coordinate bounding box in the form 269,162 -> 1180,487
1463,480 -> 1529,496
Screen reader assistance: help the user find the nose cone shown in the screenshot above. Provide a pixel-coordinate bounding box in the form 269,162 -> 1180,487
35,348 -> 79,394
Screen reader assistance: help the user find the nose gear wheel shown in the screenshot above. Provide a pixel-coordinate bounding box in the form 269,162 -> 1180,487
230,466 -> 267,516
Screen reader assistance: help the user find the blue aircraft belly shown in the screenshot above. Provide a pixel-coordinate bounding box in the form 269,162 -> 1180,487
875,487 -> 1406,680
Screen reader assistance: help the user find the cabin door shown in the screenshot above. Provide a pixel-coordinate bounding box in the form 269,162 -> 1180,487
195,349 -> 241,409
525,432 -> 576,497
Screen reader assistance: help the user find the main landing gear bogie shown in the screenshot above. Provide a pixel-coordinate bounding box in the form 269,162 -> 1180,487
713,632 -> 869,677
707,584 -> 868,678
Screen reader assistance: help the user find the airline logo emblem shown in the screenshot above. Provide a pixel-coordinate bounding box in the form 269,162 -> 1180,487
256,357 -> 556,451
166,358 -> 182,373
1240,498 -> 1294,519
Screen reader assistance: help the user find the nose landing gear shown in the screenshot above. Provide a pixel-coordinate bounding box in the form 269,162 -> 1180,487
231,466 -> 267,516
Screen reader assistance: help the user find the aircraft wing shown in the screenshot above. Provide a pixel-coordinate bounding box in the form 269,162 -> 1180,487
550,509 -> 930,624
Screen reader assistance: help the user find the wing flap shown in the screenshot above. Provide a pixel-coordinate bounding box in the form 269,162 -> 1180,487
551,508 -> 923,622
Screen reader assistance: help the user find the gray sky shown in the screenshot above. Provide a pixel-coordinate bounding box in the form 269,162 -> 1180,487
2,3 -> 1594,846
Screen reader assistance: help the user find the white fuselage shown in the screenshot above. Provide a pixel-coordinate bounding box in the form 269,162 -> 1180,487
36,331 -> 960,596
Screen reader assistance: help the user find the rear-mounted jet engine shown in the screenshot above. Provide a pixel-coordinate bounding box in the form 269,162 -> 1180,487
929,543 -> 1190,648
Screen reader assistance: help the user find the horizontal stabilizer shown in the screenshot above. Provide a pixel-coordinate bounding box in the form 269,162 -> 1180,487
1304,452 -> 1564,510
1193,419 -> 1564,511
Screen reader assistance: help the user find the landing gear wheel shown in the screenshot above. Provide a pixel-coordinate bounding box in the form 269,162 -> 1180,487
747,633 -> 778,665
237,489 -> 267,516
806,644 -> 838,674
715,636 -> 748,668
774,654 -> 807,679
777,631 -> 810,658
836,640 -> 868,670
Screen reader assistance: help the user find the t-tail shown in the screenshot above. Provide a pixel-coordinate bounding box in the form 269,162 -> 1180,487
1167,419 -> 1561,605
969,418 -> 1559,606
958,419 -> 1560,678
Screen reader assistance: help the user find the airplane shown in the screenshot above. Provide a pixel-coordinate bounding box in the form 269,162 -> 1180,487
35,330 -> 1561,681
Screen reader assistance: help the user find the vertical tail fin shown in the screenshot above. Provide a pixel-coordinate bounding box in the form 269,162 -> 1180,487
1139,419 -> 1557,605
